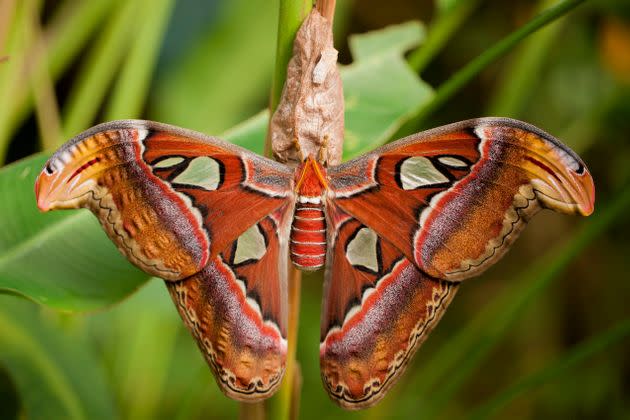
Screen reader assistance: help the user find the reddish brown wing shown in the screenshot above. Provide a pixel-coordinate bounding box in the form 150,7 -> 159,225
321,118 -> 594,408
327,118 -> 595,281
320,203 -> 457,409
167,205 -> 292,400
35,120 -> 294,280
35,120 -> 296,401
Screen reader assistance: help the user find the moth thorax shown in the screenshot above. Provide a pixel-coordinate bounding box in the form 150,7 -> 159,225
290,196 -> 326,270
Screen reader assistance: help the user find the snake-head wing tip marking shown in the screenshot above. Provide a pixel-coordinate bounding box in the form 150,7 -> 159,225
474,118 -> 595,217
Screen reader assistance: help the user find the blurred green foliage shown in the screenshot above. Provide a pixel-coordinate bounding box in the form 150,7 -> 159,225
0,0 -> 629,419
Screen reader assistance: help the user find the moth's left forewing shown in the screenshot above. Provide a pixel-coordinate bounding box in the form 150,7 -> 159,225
35,120 -> 294,280
139,128 -> 295,256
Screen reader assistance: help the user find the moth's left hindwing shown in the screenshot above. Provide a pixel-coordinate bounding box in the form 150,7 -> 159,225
35,120 -> 296,401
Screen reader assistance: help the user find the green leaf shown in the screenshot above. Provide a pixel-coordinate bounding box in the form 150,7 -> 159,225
221,110 -> 269,155
86,278 -> 237,418
0,295 -> 118,419
341,54 -> 433,158
348,21 -> 425,61
343,21 -> 433,158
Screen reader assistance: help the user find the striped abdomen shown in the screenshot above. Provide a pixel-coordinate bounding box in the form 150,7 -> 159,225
290,201 -> 327,270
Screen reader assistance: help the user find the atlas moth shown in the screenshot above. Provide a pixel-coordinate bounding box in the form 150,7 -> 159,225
35,117 -> 594,409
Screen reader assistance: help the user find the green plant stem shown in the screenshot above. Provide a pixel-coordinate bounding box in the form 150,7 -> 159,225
264,265 -> 303,420
468,319 -> 630,420
316,0 -> 337,22
240,402 -> 266,420
412,0 -> 587,126
0,0 -> 17,51
265,0 -> 313,157
41,0 -> 113,89
254,1 -> 312,419
486,0 -> 565,116
269,0 -> 313,113
407,0 -> 482,73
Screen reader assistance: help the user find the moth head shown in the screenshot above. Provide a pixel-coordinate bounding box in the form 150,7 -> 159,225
294,156 -> 328,194
35,141 -> 105,211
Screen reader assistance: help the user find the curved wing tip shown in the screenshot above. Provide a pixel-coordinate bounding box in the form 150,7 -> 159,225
477,117 -> 596,217
578,171 -> 596,216
34,176 -> 45,211
34,166 -> 55,212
